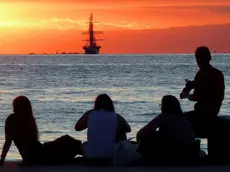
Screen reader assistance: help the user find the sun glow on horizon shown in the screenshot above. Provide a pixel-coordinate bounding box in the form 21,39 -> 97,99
0,0 -> 230,54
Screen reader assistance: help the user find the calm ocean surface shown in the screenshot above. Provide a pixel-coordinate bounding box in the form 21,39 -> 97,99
0,54 -> 229,160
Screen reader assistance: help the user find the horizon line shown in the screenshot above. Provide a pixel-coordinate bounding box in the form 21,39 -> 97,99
0,53 -> 229,56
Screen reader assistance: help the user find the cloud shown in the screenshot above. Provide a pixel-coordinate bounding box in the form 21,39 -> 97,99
41,18 -> 151,30
2,0 -> 230,4
1,1 -> 230,30
117,5 -> 230,13
45,18 -> 87,30
0,17 -> 146,30
207,6 -> 230,14
0,18 -> 83,30
0,21 -> 41,28
2,0 -> 230,8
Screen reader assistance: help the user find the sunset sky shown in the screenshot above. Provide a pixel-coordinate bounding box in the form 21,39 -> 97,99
0,0 -> 230,54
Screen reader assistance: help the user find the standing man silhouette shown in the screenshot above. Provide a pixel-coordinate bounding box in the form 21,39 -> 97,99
180,46 -> 225,137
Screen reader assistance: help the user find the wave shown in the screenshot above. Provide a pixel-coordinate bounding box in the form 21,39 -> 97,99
40,130 -> 64,134
134,112 -> 159,117
36,100 -> 152,104
113,100 -> 150,104
62,91 -> 87,95
128,120 -> 148,123
35,99 -> 94,104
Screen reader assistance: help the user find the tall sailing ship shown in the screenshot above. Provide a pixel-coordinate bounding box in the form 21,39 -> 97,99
82,13 -> 103,54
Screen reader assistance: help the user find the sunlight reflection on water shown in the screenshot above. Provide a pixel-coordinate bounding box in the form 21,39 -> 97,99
0,54 -> 229,160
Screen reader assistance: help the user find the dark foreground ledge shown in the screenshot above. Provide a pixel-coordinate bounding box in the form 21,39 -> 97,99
2,161 -> 230,172
3,115 -> 230,171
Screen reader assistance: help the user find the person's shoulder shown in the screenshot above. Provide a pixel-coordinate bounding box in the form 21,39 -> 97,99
5,114 -> 15,124
156,113 -> 169,119
211,66 -> 224,77
210,65 -> 222,73
195,69 -> 202,78
116,113 -> 122,119
84,109 -> 94,115
7,113 -> 15,119
116,113 -> 121,116
116,114 -> 126,120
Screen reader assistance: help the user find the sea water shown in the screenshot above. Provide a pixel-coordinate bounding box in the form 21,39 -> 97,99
0,54 -> 229,160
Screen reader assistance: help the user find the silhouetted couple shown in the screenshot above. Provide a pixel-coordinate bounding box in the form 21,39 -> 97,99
136,46 -> 225,163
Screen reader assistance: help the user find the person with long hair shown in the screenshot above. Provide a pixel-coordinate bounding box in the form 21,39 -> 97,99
136,95 -> 200,163
0,96 -> 81,166
75,94 -> 131,159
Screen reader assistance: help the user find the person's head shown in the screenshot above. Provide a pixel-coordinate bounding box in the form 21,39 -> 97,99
13,96 -> 33,116
94,94 -> 115,112
160,95 -> 183,115
195,46 -> 211,69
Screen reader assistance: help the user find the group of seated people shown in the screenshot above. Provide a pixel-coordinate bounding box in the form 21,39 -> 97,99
0,94 -> 200,166
0,46 -> 226,166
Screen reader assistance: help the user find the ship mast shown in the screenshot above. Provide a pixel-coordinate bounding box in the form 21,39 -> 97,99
89,13 -> 95,46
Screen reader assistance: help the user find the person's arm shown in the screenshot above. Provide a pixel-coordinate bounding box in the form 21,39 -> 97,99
74,109 -> 93,131
136,115 -> 161,142
181,72 -> 201,101
0,118 -> 13,166
185,79 -> 196,89
180,79 -> 195,99
187,92 -> 199,101
187,74 -> 202,101
117,114 -> 131,133
182,86 -> 199,101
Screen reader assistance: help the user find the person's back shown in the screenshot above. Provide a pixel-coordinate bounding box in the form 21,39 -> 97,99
1,96 -> 82,166
157,112 -> 198,160
85,110 -> 117,158
158,113 -> 195,144
6,113 -> 40,159
137,95 -> 199,161
194,65 -> 224,116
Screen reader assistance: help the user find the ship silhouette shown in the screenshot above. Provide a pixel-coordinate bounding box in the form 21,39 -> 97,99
82,13 -> 103,54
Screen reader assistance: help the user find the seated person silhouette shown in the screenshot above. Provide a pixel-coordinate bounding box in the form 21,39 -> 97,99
0,96 -> 81,166
136,95 -> 200,163
75,94 -> 131,164
180,46 -> 225,137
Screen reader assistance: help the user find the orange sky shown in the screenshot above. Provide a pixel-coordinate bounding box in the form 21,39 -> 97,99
0,0 -> 230,54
